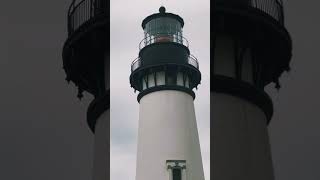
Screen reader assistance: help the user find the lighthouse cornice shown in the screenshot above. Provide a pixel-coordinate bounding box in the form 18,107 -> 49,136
212,74 -> 273,124
137,85 -> 196,102
139,39 -> 190,55
130,63 -> 200,102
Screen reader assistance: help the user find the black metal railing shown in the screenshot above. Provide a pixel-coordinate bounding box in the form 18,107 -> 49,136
131,55 -> 199,72
67,0 -> 107,35
251,0 -> 284,24
131,57 -> 142,72
216,0 -> 284,25
188,54 -> 199,69
139,34 -> 189,50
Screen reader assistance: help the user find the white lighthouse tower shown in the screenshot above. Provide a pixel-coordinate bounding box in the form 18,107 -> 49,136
212,0 -> 292,180
130,7 -> 205,180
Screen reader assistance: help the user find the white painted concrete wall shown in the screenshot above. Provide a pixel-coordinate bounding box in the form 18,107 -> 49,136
211,92 -> 274,180
136,90 -> 205,180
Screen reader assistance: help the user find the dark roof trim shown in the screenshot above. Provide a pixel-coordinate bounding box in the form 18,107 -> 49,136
142,12 -> 184,29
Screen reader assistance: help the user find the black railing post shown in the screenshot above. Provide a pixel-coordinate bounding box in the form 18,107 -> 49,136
91,0 -> 94,17
280,0 -> 284,24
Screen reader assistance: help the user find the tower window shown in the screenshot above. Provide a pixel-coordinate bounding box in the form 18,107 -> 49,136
172,168 -> 182,180
166,72 -> 177,85
166,160 -> 186,180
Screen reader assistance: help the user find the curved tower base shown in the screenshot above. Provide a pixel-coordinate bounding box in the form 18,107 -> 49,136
211,92 -> 274,180
136,91 -> 205,180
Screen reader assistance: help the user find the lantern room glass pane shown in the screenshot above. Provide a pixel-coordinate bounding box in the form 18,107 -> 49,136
156,71 -> 166,85
144,17 -> 183,44
148,73 -> 156,87
177,72 -> 184,86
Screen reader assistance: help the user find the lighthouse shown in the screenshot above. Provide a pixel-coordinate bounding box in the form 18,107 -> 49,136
212,0 -> 292,180
130,7 -> 205,180
62,0 -> 109,180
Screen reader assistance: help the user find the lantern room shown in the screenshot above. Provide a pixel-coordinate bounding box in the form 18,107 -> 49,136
130,7 -> 201,102
141,6 -> 185,49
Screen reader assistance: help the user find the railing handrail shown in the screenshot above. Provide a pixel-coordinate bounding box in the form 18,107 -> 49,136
131,57 -> 141,72
68,0 -> 77,15
131,55 -> 199,72
188,54 -> 199,69
216,0 -> 285,25
139,34 -> 189,50
69,0 -> 88,15
67,0 -> 93,35
67,0 -> 107,35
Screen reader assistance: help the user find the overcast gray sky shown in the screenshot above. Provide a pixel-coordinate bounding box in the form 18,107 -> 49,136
0,0 -> 320,180
110,0 -> 210,180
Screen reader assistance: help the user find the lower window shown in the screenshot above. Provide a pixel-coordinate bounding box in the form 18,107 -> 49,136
166,160 -> 186,180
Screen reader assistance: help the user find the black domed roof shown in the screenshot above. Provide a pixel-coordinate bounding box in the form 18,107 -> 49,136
141,6 -> 184,29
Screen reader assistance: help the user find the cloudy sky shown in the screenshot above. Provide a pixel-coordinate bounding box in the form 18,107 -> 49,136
110,0 -> 210,180
1,0 -> 320,180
